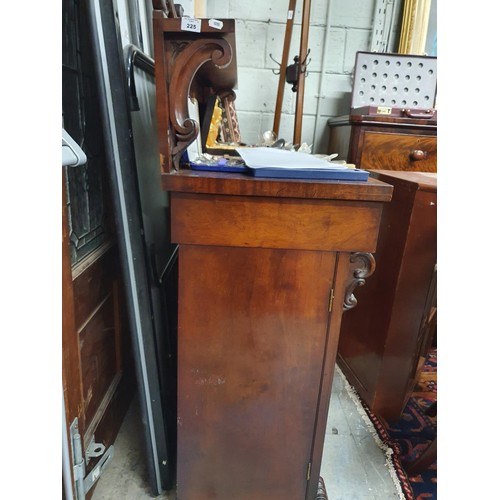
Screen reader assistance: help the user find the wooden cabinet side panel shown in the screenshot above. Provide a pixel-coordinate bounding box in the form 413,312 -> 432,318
176,245 -> 337,500
375,188 -> 437,418
338,179 -> 436,421
327,123 -> 352,160
337,185 -> 416,401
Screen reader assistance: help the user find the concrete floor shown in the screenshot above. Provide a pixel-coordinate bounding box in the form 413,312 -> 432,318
92,366 -> 403,499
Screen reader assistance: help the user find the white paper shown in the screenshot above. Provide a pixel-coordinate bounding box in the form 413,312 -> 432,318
236,147 -> 349,170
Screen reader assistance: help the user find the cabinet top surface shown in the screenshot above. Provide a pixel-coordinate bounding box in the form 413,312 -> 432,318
370,170 -> 437,190
327,114 -> 437,129
161,169 -> 393,202
153,16 -> 236,33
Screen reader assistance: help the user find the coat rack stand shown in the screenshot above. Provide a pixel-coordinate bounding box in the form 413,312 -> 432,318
272,0 -> 312,145
272,0 -> 297,137
293,0 -> 311,145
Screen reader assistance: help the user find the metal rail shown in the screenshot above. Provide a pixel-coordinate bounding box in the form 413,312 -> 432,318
125,44 -> 155,111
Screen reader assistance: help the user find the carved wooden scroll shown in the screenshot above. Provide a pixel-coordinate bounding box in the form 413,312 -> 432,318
152,15 -> 237,173
343,252 -> 376,311
168,38 -> 232,169
316,476 -> 329,500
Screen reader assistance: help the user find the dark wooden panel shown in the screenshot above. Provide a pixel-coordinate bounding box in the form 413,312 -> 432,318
177,245 -> 337,500
72,246 -> 118,329
375,188 -> 437,411
79,292 -> 119,421
171,193 -> 383,252
338,171 -> 437,421
63,176 -> 85,431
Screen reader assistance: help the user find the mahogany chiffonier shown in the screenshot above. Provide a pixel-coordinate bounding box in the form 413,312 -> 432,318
165,172 -> 392,499
337,170 -> 437,422
152,10 -> 393,499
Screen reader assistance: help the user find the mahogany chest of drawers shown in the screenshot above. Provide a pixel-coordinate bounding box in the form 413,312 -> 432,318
327,113 -> 437,173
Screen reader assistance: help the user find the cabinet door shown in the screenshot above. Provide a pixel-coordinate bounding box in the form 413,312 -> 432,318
176,245 -> 338,500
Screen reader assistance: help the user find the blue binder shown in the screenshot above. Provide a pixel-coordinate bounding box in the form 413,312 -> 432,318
245,166 -> 370,181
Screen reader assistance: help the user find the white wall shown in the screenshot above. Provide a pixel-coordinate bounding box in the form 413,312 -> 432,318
115,0 -> 405,155
206,0 -> 403,153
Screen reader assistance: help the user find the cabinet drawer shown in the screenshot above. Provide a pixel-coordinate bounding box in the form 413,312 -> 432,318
171,193 -> 384,252
359,131 -> 437,172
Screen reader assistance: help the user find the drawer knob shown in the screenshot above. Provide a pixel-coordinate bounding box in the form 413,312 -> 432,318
410,149 -> 427,161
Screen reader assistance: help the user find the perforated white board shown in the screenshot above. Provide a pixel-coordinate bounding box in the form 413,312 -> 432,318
351,52 -> 437,110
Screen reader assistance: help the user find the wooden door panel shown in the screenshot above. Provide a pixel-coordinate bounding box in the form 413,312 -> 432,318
79,280 -> 120,425
63,176 -> 85,433
72,245 -> 118,329
177,245 -> 337,500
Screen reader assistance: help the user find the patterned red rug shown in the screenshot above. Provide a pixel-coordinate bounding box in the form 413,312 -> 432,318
348,349 -> 437,499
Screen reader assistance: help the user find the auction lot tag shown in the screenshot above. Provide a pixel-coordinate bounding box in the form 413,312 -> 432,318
181,17 -> 201,33
208,18 -> 223,30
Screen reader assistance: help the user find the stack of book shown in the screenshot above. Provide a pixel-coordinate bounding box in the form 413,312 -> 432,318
237,147 -> 369,181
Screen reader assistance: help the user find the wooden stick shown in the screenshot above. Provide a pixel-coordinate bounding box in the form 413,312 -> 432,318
273,0 -> 297,136
167,0 -> 178,18
293,0 -> 312,145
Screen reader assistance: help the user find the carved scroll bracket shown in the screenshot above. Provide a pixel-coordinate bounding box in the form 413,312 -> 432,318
168,38 -> 233,169
343,252 -> 376,311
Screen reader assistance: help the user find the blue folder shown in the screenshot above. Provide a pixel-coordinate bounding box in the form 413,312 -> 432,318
190,162 -> 247,173
245,166 -> 370,181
